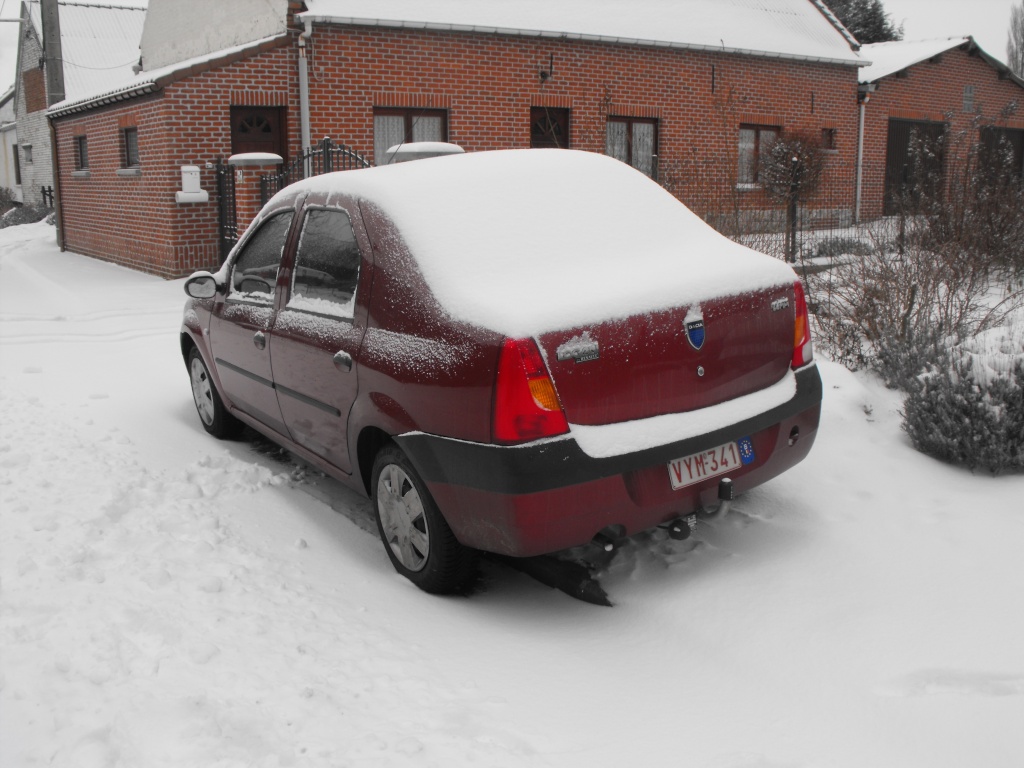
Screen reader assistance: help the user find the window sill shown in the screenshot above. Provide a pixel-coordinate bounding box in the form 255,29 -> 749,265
116,167 -> 141,177
822,149 -> 839,155
72,170 -> 91,178
735,182 -> 760,191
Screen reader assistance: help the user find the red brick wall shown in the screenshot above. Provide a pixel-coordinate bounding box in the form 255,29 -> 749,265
55,44 -> 299,278
55,26 -> 860,277
859,44 -> 1024,219
306,26 -> 860,219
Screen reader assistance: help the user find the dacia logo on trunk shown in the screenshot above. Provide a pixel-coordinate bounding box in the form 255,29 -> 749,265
685,320 -> 705,351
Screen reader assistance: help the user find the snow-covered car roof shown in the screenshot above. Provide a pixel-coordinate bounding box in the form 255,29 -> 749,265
279,149 -> 797,337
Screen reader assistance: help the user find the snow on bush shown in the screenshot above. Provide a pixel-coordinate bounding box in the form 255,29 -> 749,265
902,318 -> 1024,474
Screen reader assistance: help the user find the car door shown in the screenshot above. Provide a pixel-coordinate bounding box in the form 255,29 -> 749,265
208,208 -> 295,435
269,200 -> 370,474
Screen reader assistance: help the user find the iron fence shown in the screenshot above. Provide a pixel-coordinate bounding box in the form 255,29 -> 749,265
259,138 -> 372,206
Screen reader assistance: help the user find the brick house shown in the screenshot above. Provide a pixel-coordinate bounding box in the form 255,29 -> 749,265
856,37 -> 1024,220
12,0 -> 145,208
49,0 -> 863,278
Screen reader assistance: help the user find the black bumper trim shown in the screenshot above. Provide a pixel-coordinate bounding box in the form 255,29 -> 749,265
396,365 -> 822,495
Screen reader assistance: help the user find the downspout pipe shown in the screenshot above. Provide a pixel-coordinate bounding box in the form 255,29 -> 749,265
298,18 -> 313,176
855,84 -> 875,224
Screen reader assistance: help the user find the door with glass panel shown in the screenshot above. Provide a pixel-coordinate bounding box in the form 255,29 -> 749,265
270,200 -> 371,474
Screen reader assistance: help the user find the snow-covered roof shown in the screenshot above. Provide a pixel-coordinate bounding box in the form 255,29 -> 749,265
26,0 -> 146,103
0,85 -> 15,124
299,0 -> 863,66
269,149 -> 798,337
859,37 -> 970,83
48,33 -> 288,117
859,36 -> 1024,90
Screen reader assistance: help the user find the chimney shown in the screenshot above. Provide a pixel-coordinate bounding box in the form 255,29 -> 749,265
41,0 -> 66,106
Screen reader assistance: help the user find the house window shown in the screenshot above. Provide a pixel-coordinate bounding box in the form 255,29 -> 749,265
123,128 -> 140,167
22,144 -> 33,165
12,144 -> 21,184
738,124 -> 779,184
373,108 -> 447,166
74,136 -> 89,170
530,107 -> 570,149
963,85 -> 976,113
821,128 -> 838,151
606,117 -> 658,177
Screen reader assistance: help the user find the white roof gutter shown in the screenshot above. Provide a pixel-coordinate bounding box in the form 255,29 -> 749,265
48,83 -> 158,117
299,15 -> 865,67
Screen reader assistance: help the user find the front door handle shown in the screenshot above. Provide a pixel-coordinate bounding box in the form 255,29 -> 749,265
253,331 -> 266,350
333,350 -> 353,372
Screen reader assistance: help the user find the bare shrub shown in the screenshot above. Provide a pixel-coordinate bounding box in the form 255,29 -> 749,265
810,228 -> 1022,387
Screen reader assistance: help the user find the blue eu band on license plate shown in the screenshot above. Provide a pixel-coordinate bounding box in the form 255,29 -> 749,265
668,437 -> 755,490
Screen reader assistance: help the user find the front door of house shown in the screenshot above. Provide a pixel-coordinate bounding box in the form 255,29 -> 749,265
230,106 -> 286,160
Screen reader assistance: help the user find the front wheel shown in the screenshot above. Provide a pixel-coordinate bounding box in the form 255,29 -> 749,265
188,347 -> 242,439
371,445 -> 477,594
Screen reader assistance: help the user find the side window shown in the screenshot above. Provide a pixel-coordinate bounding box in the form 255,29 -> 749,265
531,107 -> 570,148
288,208 -> 361,318
606,117 -> 658,177
230,211 -> 294,300
738,124 -> 779,184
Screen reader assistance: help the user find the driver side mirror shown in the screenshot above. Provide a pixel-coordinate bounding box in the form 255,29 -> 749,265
184,272 -> 221,299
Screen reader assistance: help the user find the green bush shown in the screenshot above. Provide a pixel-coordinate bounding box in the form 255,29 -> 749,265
0,203 -> 53,229
902,350 -> 1023,475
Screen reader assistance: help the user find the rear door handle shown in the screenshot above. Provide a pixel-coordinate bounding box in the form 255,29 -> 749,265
253,331 -> 266,350
333,350 -> 353,372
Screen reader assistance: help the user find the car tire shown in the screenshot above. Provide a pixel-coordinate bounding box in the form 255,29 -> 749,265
371,445 -> 477,594
188,347 -> 243,439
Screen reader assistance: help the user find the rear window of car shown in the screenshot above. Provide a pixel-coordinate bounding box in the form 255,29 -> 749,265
286,208 -> 361,318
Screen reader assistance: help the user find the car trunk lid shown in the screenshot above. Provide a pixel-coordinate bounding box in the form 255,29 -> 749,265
537,286 -> 795,426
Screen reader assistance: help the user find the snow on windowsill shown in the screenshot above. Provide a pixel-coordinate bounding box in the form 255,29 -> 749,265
72,170 -> 91,179
116,167 -> 141,177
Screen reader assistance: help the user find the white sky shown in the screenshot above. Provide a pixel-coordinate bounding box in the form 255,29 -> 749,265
882,0 -> 1014,60
0,0 -> 1018,104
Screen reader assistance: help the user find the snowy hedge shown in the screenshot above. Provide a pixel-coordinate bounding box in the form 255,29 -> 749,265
902,323 -> 1024,474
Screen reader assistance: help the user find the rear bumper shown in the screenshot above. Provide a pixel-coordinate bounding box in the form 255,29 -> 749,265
396,365 -> 822,557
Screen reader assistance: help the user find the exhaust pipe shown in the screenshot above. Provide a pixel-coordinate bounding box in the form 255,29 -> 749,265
665,514 -> 697,540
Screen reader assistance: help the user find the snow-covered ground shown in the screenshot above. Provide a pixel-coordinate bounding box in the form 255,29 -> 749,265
1,221 -> 1022,768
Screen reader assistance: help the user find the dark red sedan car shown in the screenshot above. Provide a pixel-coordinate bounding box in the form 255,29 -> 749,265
181,149 -> 821,594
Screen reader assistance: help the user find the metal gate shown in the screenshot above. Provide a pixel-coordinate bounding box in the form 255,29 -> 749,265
216,158 -> 238,263
260,138 -> 372,206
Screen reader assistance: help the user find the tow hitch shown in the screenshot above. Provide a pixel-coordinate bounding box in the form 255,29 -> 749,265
699,477 -> 735,520
665,477 -> 735,537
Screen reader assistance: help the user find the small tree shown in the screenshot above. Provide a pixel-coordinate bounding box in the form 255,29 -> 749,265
758,133 -> 826,262
828,0 -> 903,44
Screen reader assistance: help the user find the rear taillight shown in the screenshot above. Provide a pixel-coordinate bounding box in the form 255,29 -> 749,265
493,338 -> 569,444
792,280 -> 814,369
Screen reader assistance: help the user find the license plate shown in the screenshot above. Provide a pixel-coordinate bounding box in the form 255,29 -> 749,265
668,438 -> 755,490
